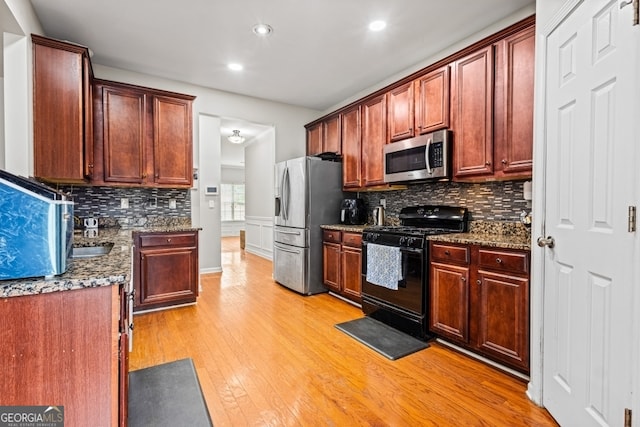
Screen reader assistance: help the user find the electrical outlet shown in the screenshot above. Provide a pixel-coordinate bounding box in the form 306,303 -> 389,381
120,198 -> 129,209
169,199 -> 177,209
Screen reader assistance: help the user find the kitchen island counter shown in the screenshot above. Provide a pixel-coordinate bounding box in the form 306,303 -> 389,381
0,225 -> 200,298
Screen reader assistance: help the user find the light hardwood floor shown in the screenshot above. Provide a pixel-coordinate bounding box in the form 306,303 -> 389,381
129,236 -> 558,426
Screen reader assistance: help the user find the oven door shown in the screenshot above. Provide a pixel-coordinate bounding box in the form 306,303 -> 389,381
361,242 -> 426,315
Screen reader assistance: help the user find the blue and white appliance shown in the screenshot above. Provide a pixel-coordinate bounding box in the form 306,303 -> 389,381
0,170 -> 74,280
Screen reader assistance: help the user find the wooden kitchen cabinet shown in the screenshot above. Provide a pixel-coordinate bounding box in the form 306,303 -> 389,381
361,94 -> 387,187
429,241 -> 531,373
0,285 -> 128,426
341,105 -> 363,188
93,79 -> 195,188
133,230 -> 199,312
387,81 -> 414,142
305,114 -> 341,156
492,25 -> 535,179
429,243 -> 471,343
322,229 -> 362,304
32,34 -> 94,184
451,23 -> 535,181
414,65 -> 450,134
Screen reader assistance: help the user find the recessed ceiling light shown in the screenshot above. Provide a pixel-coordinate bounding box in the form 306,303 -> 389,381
369,20 -> 387,32
252,23 -> 273,37
228,63 -> 243,71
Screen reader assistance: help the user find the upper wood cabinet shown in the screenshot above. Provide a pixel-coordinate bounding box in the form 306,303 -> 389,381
93,80 -> 195,188
306,114 -> 341,155
452,24 -> 535,181
32,35 -> 94,184
414,65 -> 450,134
387,82 -> 414,142
362,94 -> 387,187
493,26 -> 535,179
451,45 -> 495,179
341,105 -> 362,188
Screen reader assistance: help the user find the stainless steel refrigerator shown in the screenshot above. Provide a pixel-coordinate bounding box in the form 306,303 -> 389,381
273,156 -> 344,295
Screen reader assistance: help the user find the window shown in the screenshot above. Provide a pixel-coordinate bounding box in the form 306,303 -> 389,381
221,183 -> 245,221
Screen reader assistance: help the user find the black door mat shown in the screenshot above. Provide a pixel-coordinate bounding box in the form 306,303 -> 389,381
128,358 -> 213,427
335,316 -> 429,360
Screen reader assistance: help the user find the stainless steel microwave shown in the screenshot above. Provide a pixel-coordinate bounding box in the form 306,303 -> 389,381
383,130 -> 451,183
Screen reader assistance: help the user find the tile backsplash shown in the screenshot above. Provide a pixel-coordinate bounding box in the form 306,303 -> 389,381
60,186 -> 191,228
360,180 -> 530,222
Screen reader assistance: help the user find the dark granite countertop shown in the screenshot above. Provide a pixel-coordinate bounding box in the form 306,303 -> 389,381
320,224 -> 368,233
1,226 -> 200,298
321,221 -> 531,251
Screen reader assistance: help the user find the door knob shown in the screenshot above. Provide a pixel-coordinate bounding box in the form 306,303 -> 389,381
537,236 -> 555,248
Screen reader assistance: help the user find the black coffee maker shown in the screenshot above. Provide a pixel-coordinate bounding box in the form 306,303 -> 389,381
340,198 -> 367,225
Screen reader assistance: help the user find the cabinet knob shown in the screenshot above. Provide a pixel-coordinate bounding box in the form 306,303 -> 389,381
167,238 -> 172,243
444,250 -> 450,256
496,258 -> 502,264
485,161 -> 491,166
477,279 -> 482,285
461,277 -> 466,282
501,159 -> 507,165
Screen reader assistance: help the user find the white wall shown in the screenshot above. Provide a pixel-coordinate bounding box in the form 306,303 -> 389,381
244,127 -> 275,259
221,166 -> 244,183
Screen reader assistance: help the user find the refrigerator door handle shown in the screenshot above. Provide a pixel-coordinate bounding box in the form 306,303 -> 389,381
283,166 -> 290,221
275,196 -> 281,216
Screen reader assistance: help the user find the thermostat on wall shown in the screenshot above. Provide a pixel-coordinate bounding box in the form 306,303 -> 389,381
205,185 -> 219,195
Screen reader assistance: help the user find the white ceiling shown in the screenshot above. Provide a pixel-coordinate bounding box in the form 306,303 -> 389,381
29,0 -> 535,111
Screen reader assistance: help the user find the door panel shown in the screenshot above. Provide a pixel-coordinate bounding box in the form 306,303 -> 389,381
542,1 -> 637,425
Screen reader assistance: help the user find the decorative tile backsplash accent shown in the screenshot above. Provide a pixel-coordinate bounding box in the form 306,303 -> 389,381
361,180 -> 530,222
60,186 -> 191,228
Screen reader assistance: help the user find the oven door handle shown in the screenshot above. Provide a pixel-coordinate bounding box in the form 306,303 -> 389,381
362,241 -> 424,254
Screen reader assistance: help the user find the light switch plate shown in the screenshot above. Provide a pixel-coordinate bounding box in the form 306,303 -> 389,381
169,199 -> 177,209
120,198 -> 129,209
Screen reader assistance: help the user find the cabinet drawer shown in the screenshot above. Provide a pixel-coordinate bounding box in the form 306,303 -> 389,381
139,232 -> 197,248
342,232 -> 362,248
478,248 -> 529,275
323,230 -> 342,244
430,243 -> 469,265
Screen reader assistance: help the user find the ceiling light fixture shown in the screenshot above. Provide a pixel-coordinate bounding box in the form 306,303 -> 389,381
368,20 -> 387,32
228,63 -> 243,71
252,23 -> 273,37
227,130 -> 245,144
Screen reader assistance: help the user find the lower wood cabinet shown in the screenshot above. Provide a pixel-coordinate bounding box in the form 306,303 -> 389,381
322,229 -> 362,304
429,241 -> 530,373
133,230 -> 199,312
0,285 -> 128,426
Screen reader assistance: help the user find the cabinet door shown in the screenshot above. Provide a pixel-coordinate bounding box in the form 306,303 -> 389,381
102,86 -> 146,184
451,46 -> 494,179
341,105 -> 362,188
306,122 -> 323,156
475,270 -> 529,372
153,95 -> 193,186
341,246 -> 362,302
137,246 -> 198,310
323,242 -> 341,293
387,82 -> 414,142
323,115 -> 342,154
415,65 -> 450,134
429,262 -> 470,343
361,94 -> 387,186
493,26 -> 535,179
33,37 -> 89,183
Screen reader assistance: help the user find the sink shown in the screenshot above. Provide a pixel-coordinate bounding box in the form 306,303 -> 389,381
72,243 -> 114,259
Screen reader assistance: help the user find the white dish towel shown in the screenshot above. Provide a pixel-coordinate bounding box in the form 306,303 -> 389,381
366,243 -> 402,290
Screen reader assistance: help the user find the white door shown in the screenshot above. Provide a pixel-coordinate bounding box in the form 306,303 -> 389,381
541,0 -> 638,425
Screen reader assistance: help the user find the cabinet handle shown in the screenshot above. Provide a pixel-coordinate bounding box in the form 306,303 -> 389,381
444,250 -> 450,256
477,279 -> 482,285
496,258 -> 502,264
